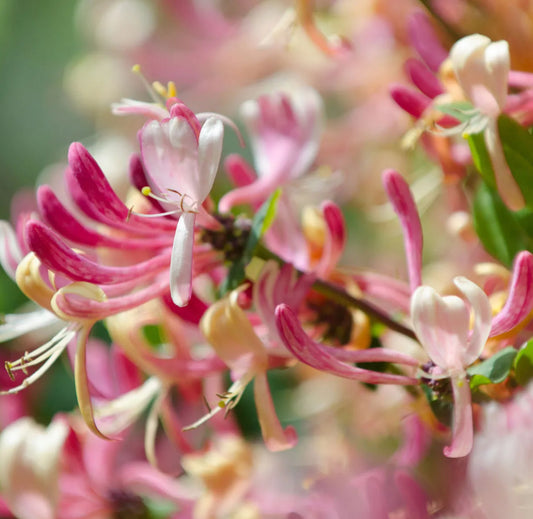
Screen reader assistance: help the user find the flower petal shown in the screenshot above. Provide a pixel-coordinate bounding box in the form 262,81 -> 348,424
276,304 -> 417,385
170,212 -> 196,307
196,117 -> 224,202
453,276 -> 492,364
443,376 -> 473,458
411,286 -> 470,371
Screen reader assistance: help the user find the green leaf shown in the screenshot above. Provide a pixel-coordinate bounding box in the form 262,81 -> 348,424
472,181 -> 527,266
244,188 -> 281,257
144,496 -> 177,519
421,384 -> 453,427
498,114 -> 533,207
513,340 -> 533,386
219,189 -> 281,295
434,101 -> 475,123
467,132 -> 496,188
467,346 -> 517,389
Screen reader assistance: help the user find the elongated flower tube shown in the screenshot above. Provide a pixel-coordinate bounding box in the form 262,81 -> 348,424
382,169 -> 423,292
411,277 -> 492,457
140,102 -> 224,306
275,304 -> 419,385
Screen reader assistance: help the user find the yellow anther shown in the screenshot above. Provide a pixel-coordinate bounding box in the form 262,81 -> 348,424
5,362 -> 14,381
218,400 -> 226,409
167,81 -> 177,98
141,186 -> 152,196
132,64 -> 142,74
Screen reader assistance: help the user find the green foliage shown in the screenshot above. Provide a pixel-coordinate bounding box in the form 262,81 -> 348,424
467,131 -> 496,188
513,340 -> 533,387
498,114 -> 533,207
220,189 -> 281,294
472,181 -> 528,266
467,347 -> 517,390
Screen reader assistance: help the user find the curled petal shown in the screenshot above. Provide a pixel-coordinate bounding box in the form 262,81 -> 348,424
314,201 -> 346,278
444,376 -> 473,458
383,170 -> 423,291
276,304 -> 418,385
253,371 -> 297,452
26,221 -> 171,285
490,250 -> 533,337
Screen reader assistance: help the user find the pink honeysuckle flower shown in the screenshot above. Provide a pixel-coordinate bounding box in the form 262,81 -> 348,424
0,417 -> 69,519
411,276 -> 492,458
218,87 -> 323,213
139,102 -> 224,307
190,284 -> 298,452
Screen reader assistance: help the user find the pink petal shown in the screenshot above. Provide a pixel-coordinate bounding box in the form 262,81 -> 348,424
170,212 -> 196,307
389,84 -> 431,119
407,12 -> 448,72
0,221 -> 23,280
443,377 -> 473,458
490,250 -> 533,336
37,186 -> 172,250
382,170 -> 423,292
404,58 -> 444,99
314,201 -> 346,278
26,221 -> 171,285
276,304 -> 418,385
253,370 -> 298,451
224,154 -> 256,188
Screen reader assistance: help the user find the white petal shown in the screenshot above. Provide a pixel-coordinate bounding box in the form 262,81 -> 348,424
484,40 -> 510,111
170,212 -> 196,307
453,276 -> 492,364
196,117 -> 224,202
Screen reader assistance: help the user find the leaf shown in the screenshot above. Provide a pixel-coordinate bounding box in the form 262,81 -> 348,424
434,101 -> 476,122
421,384 -> 453,428
244,188 -> 282,257
498,114 -> 533,207
513,340 -> 533,386
472,181 -> 527,266
220,189 -> 281,295
467,132 -> 496,188
141,324 -> 165,348
467,346 -> 517,389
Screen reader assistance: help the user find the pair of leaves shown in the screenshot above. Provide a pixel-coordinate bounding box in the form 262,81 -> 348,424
465,341 -> 533,390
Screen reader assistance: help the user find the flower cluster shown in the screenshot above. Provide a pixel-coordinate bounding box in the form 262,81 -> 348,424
3,1 -> 533,518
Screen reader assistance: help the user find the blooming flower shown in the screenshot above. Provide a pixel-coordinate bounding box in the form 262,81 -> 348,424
139,102 -> 224,307
411,276 -> 492,457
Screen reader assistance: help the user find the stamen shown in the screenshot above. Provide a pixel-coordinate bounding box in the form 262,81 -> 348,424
140,186 -> 199,214
131,64 -> 166,105
152,80 -> 177,99
1,327 -> 77,395
6,327 -> 75,374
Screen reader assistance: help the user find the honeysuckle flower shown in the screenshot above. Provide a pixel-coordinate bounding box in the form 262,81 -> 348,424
0,417 -> 69,519
411,276 -> 492,457
139,102 -> 224,307
195,286 -> 297,452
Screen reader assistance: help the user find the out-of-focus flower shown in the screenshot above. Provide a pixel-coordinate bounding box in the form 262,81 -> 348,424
0,417 -> 69,519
